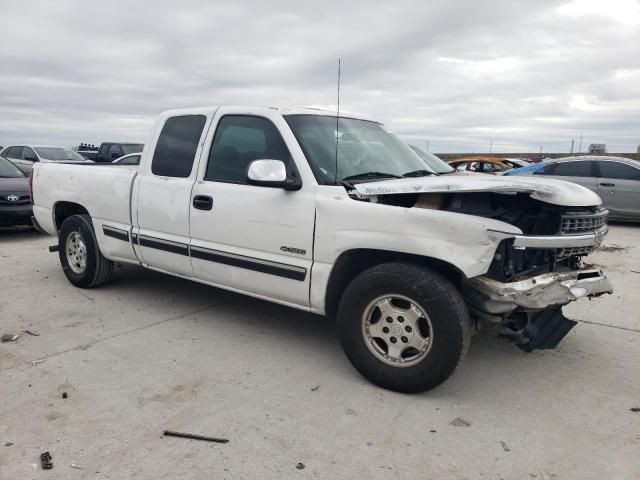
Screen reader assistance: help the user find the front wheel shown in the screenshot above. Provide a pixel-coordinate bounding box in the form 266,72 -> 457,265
337,262 -> 471,393
58,214 -> 113,288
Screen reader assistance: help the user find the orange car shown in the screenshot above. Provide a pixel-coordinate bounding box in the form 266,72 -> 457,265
448,157 -> 528,174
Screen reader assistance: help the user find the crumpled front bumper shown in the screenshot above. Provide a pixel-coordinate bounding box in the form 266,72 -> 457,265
464,269 -> 613,318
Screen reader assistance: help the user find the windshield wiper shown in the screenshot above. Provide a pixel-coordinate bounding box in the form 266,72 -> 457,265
341,171 -> 401,182
402,169 -> 439,177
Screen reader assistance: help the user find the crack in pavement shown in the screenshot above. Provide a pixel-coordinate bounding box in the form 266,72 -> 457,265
0,300 -> 235,373
576,319 -> 640,333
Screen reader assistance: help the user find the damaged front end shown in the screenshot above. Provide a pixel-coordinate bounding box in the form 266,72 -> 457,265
463,207 -> 613,351
351,176 -> 614,351
465,269 -> 612,351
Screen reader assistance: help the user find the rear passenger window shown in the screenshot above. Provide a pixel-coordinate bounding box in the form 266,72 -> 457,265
152,115 -> 206,178
553,161 -> 592,177
205,115 -> 291,184
5,146 -> 23,159
598,161 -> 640,180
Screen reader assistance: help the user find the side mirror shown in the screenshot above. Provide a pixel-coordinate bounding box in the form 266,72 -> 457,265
25,156 -> 38,162
111,152 -> 120,159
247,159 -> 301,190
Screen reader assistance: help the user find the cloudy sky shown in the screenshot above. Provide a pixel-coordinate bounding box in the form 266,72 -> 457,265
1,0 -> 638,153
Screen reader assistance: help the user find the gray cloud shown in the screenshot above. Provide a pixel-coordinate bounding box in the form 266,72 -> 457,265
0,0 -> 638,153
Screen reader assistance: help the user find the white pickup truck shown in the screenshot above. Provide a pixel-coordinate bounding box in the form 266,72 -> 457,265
32,106 -> 612,393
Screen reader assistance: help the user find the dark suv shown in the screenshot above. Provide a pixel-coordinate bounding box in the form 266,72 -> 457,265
95,142 -> 144,162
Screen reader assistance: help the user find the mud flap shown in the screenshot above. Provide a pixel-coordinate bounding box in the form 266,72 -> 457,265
518,308 -> 577,352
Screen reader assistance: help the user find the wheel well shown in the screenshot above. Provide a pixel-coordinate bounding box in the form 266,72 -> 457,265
54,202 -> 89,230
324,249 -> 465,319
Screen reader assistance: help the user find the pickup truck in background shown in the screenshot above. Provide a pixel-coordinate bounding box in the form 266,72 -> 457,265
94,142 -> 144,162
31,106 -> 612,393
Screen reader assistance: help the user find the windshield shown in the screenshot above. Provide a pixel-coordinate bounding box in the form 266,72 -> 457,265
285,115 -> 453,184
35,147 -> 87,161
0,156 -> 26,177
122,144 -> 143,154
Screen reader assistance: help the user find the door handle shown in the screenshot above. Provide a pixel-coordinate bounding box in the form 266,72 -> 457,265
193,195 -> 213,210
599,182 -> 615,187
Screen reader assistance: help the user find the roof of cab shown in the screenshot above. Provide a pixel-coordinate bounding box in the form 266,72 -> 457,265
157,106 -> 379,123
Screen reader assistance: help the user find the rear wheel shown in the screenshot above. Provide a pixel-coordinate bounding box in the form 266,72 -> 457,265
58,214 -> 113,288
337,262 -> 470,393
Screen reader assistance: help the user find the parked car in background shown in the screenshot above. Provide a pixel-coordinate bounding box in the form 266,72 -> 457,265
94,142 -> 144,162
112,153 -> 141,165
502,158 -> 531,168
0,145 -> 92,174
0,155 -> 32,227
448,157 -> 518,174
73,143 -> 99,161
504,155 -> 640,222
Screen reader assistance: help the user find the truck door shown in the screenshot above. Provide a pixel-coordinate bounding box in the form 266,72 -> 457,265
189,110 -> 315,307
133,113 -> 210,277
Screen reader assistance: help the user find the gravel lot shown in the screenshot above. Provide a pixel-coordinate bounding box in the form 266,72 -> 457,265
1,225 -> 639,479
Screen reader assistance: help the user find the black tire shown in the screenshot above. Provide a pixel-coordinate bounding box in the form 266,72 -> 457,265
58,214 -> 113,288
337,262 -> 471,393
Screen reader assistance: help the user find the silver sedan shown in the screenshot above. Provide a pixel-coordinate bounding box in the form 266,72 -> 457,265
505,155 -> 640,222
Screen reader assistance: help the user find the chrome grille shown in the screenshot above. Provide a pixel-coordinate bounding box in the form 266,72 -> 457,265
560,210 -> 607,235
556,246 -> 596,258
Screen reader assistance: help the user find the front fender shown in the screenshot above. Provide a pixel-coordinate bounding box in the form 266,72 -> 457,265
314,192 -> 522,279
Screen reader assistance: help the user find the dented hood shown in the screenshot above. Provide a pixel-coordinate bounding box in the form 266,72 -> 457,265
354,174 -> 602,207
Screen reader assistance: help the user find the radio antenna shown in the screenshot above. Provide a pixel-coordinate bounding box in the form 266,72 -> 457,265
334,58 -> 341,184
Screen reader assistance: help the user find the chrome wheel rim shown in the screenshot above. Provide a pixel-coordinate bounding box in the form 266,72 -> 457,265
66,231 -> 87,274
361,294 -> 433,367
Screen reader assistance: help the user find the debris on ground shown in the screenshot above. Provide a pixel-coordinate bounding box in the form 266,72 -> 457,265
296,462 -> 306,470
5,442 -> 14,446
310,385 -> 320,391
31,360 -> 46,366
163,430 -> 229,444
449,417 -> 472,427
62,392 -> 68,399
40,451 -> 53,470
430,430 -> 437,433
23,330 -> 40,336
501,441 -> 511,452
1,334 -> 19,342
70,464 -> 82,469
599,244 -> 627,252
630,407 -> 640,412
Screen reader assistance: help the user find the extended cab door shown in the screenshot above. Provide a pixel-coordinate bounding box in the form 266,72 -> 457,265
133,112 -> 211,277
189,108 -> 315,307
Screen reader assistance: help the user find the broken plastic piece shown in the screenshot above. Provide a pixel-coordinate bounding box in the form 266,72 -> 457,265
1,334 -> 19,342
518,309 -> 577,352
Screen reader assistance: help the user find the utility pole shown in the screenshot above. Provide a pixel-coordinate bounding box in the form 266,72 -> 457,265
539,145 -> 543,154
578,133 -> 583,153
426,140 -> 429,151
570,139 -> 574,154
489,139 -> 493,153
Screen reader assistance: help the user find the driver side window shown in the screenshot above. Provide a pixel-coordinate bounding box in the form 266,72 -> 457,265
22,147 -> 38,161
205,115 -> 292,184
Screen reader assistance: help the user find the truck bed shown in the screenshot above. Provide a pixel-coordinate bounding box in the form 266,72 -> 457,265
32,163 -> 138,264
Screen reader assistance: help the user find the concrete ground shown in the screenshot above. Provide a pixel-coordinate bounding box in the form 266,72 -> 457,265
1,225 -> 638,480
